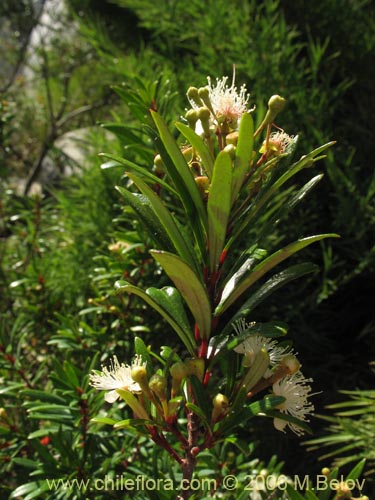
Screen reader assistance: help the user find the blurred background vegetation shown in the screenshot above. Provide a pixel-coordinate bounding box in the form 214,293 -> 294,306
1,0 -> 374,498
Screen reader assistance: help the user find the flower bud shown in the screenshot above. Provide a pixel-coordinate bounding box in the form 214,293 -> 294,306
226,131 -> 239,145
266,95 -> 286,123
198,86 -> 214,114
185,358 -> 205,381
321,467 -> 330,476
131,364 -> 148,387
149,374 -> 168,401
195,176 -> 210,202
335,481 -> 351,498
197,107 -> 211,136
170,361 -> 188,397
223,144 -> 236,160
280,354 -> 301,375
185,109 -> 199,129
153,154 -> 165,175
211,393 -> 229,422
187,86 -> 203,107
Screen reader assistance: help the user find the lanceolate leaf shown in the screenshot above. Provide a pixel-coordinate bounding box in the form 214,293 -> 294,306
150,250 -> 212,339
208,150 -> 232,272
175,121 -> 214,179
115,281 -> 196,354
115,186 -> 175,251
231,112 -> 254,205
217,395 -> 285,435
146,287 -> 192,338
222,262 -> 319,334
215,234 -> 339,315
151,110 -> 208,246
125,172 -> 200,275
229,142 -> 335,248
100,153 -> 178,195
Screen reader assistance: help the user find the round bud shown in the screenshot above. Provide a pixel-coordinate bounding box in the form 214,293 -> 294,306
149,374 -> 168,401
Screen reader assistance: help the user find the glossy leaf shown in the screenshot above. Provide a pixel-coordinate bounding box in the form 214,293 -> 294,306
231,112 -> 254,204
222,262 -> 318,333
116,185 -> 175,252
125,172 -> 199,273
229,142 -> 335,247
151,110 -> 208,232
215,234 -> 339,315
208,150 -> 232,271
115,280 -> 196,354
100,153 -> 178,195
175,121 -> 214,179
285,486 -> 306,500
146,287 -> 191,339
150,250 -> 212,339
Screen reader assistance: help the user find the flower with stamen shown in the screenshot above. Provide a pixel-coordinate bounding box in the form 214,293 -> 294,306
89,355 -> 144,403
272,371 -> 315,436
260,131 -> 294,156
233,319 -> 290,376
188,74 -> 251,131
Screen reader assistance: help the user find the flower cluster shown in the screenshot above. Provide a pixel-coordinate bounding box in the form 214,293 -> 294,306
232,319 -> 315,435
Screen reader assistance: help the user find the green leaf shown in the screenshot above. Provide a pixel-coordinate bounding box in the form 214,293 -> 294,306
134,337 -> 152,373
215,234 -> 339,315
116,186 -> 175,251
115,281 -> 196,354
91,417 -> 118,426
222,262 -> 318,333
229,142 -> 335,247
189,375 -> 211,422
286,485 -> 306,500
175,121 -> 214,179
146,287 -> 191,339
185,402 -> 211,431
113,418 -> 155,429
231,112 -> 254,204
151,110 -> 208,252
345,458 -> 366,481
150,250 -> 212,339
305,491 -> 319,500
264,409 -> 313,435
208,150 -> 232,271
100,153 -> 178,195
125,172 -> 199,274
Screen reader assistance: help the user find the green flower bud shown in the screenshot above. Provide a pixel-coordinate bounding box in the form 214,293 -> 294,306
131,364 -> 148,386
223,144 -> 236,159
211,393 -> 229,422
280,354 -> 301,375
149,374 -> 168,401
169,362 -> 188,397
185,358 -> 205,381
335,481 -> 351,498
265,95 -> 286,125
226,131 -> 239,145
195,176 -> 210,202
153,154 -> 165,175
170,361 -> 189,382
187,86 -> 203,107
197,107 -> 211,136
185,109 -> 199,129
198,86 -> 214,115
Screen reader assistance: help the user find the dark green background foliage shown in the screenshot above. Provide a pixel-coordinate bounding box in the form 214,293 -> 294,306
1,0 -> 374,498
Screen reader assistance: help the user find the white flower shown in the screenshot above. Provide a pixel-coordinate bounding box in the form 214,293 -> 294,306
260,131 -> 294,155
89,355 -> 143,403
272,371 -> 315,436
233,319 -> 289,377
206,75 -> 250,124
188,73 -> 251,131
